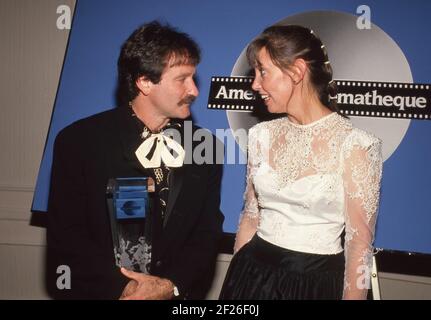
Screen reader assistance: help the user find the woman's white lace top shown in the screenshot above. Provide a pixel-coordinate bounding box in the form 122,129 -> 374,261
235,112 -> 383,299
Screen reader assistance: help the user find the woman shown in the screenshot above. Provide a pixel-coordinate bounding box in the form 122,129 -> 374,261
219,25 -> 383,300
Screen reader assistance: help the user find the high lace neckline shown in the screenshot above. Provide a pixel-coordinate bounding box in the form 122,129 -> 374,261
286,112 -> 337,128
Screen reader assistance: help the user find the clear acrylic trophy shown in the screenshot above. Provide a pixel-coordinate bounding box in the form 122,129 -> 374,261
106,177 -> 155,273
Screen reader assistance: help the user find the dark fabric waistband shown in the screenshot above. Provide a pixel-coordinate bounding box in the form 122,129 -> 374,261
242,235 -> 345,273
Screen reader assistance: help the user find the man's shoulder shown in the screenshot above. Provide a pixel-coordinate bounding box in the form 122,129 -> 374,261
190,122 -> 212,135
57,108 -> 119,138
176,120 -> 224,166
54,108 -> 121,150
173,120 -> 217,139
187,122 -> 222,146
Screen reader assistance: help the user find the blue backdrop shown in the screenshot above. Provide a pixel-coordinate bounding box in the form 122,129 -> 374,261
33,0 -> 431,255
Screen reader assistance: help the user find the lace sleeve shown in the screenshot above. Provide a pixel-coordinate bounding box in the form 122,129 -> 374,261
233,128 -> 261,254
342,133 -> 383,299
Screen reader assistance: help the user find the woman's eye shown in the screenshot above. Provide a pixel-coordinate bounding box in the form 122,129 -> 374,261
260,69 -> 266,76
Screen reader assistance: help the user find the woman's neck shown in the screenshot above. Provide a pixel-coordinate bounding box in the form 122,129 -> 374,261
286,83 -> 332,125
287,103 -> 332,125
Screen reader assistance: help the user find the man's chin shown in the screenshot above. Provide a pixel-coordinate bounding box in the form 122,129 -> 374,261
176,106 -> 191,119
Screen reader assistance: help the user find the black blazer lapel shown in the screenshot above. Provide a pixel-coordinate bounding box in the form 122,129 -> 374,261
163,119 -> 187,228
158,165 -> 185,258
163,165 -> 185,228
119,133 -> 144,172
115,107 -> 146,172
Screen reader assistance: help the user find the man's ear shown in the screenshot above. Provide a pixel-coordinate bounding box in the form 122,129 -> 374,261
136,76 -> 152,96
289,58 -> 308,85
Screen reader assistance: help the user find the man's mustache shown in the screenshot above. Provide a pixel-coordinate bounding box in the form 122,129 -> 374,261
178,95 -> 196,106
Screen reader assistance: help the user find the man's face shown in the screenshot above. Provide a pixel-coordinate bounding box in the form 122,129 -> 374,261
147,63 -> 199,120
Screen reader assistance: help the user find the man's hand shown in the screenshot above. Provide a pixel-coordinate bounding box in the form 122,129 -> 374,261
119,268 -> 175,300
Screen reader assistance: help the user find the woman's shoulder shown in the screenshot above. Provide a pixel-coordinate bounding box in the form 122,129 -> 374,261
343,121 -> 382,150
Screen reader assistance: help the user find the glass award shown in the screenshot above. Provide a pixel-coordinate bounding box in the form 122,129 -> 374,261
106,177 -> 155,273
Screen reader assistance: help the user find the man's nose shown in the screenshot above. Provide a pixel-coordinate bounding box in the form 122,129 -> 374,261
189,80 -> 199,97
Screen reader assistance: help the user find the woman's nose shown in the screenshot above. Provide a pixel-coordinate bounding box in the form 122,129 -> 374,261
251,76 -> 261,91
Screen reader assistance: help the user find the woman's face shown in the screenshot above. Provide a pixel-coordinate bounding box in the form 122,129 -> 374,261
251,47 -> 295,114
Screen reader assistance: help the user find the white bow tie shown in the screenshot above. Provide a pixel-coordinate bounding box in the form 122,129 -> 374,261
135,133 -> 185,168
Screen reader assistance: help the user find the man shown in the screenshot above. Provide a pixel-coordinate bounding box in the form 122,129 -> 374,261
47,21 -> 224,300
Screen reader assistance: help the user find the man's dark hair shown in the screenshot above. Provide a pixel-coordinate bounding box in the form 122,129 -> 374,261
116,21 -> 200,107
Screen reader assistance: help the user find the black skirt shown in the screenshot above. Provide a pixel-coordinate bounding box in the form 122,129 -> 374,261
219,235 -> 344,300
